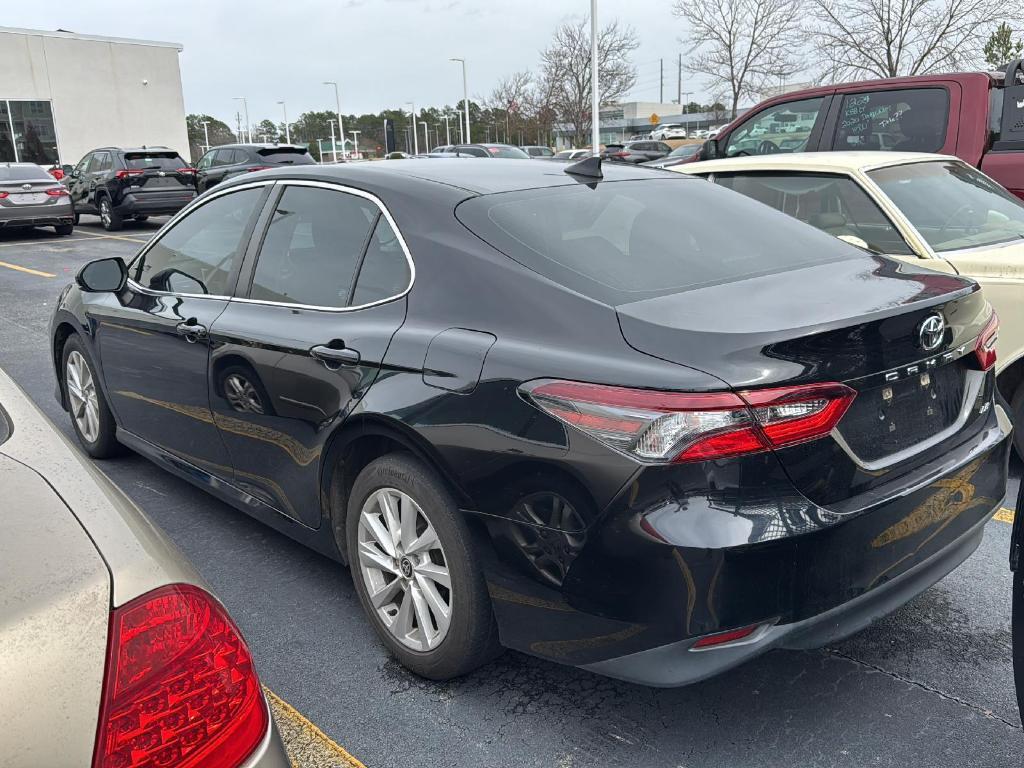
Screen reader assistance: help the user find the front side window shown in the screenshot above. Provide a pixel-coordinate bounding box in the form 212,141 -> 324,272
833,88 -> 948,153
713,172 -> 914,255
869,160 -> 1024,252
196,152 -> 214,170
248,185 -> 378,307
134,187 -> 264,295
724,97 -> 825,157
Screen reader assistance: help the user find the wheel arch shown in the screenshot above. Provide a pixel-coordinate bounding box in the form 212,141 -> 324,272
319,413 -> 472,565
52,318 -> 83,411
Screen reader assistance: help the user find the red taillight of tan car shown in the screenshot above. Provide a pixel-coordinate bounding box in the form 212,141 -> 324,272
521,380 -> 856,463
92,584 -> 267,768
973,312 -> 998,371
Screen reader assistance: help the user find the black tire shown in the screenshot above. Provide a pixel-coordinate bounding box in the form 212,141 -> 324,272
61,335 -> 123,458
55,223 -> 73,236
73,211 -> 80,225
1012,385 -> 1024,460
346,453 -> 501,680
99,196 -> 123,231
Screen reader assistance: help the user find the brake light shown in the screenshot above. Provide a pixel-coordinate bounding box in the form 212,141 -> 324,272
612,151 -> 629,158
973,311 -> 998,371
115,169 -> 144,180
521,380 -> 856,462
176,167 -> 197,174
246,166 -> 272,173
92,584 -> 267,768
0,191 -> 8,199
691,622 -> 765,650
46,187 -> 70,196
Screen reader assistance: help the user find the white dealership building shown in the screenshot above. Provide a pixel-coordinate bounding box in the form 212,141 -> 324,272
0,26 -> 189,168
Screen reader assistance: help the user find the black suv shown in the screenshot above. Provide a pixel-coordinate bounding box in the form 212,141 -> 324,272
65,147 -> 197,231
195,144 -> 315,192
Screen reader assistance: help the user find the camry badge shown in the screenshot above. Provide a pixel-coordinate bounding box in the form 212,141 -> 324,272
918,314 -> 945,351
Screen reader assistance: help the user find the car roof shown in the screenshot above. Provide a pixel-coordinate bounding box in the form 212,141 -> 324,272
213,143 -> 308,151
229,157 -> 689,196
679,151 -> 960,176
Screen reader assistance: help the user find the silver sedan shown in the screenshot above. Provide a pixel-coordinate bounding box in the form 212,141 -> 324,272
0,367 -> 289,768
0,162 -> 75,235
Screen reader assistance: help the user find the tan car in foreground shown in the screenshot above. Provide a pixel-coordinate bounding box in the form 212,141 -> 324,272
678,151 -> 1024,454
0,367 -> 288,768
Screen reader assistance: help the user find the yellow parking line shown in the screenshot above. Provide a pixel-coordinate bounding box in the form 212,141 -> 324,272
264,686 -> 366,768
73,230 -> 150,244
0,260 -> 55,277
0,237 -> 92,248
995,507 -> 1015,524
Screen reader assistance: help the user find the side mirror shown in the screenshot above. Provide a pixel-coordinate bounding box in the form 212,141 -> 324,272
61,164 -> 74,176
76,257 -> 127,293
701,139 -> 720,160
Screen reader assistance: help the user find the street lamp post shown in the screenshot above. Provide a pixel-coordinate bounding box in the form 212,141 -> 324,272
232,97 -> 250,143
405,102 -> 418,155
277,101 -> 290,144
590,0 -> 600,156
201,120 -> 210,154
442,113 -> 452,145
323,81 -> 345,159
450,58 -> 470,143
328,119 -> 337,163
419,121 -> 429,151
350,130 -> 361,159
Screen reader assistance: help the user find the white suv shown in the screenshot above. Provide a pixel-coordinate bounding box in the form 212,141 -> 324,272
650,124 -> 688,140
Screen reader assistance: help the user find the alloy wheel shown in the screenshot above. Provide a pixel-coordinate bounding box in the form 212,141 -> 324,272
357,488 -> 452,652
100,200 -> 111,228
66,350 -> 101,443
224,373 -> 265,414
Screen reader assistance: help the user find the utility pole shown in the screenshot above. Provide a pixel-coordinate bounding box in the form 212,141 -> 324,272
233,97 -> 250,142
660,58 -> 664,103
201,120 -> 210,153
590,0 -> 600,155
235,112 -> 242,143
277,101 -> 290,144
328,119 -> 337,163
677,53 -> 682,105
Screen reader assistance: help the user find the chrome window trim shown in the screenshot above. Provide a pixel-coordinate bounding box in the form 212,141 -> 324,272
125,180 -> 278,301
230,178 -> 416,313
831,369 -> 985,471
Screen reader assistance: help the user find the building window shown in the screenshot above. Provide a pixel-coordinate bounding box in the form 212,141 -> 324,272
0,100 -> 59,166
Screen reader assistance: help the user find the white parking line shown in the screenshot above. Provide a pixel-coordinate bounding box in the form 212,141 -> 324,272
72,230 -> 150,244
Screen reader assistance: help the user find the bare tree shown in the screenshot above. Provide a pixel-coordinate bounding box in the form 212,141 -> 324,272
540,18 -> 639,147
674,0 -> 804,119
487,71 -> 533,143
809,0 -> 1023,80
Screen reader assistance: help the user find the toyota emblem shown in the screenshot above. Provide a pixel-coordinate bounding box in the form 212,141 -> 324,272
918,314 -> 945,351
158,171 -> 166,177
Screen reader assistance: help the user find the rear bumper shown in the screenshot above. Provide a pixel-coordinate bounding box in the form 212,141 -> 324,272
116,191 -> 195,216
582,506 -> 991,686
0,201 -> 73,227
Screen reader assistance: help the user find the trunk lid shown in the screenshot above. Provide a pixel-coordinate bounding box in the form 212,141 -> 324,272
120,150 -> 196,194
0,453 -> 111,766
617,255 -> 994,506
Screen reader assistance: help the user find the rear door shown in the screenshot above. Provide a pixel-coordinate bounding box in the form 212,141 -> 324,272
78,151 -> 110,212
67,153 -> 94,211
209,180 -> 411,526
90,182 -> 271,470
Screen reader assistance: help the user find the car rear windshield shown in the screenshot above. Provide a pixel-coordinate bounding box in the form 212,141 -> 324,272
124,153 -> 187,170
256,148 -> 315,165
869,160 -> 1024,252
0,164 -> 51,181
456,178 -> 859,305
487,146 -> 530,159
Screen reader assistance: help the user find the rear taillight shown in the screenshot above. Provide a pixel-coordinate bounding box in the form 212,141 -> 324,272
46,187 -> 69,196
973,311 -> 998,371
246,166 -> 272,173
521,379 -> 856,463
115,169 -> 144,180
0,191 -> 8,199
176,167 -> 197,174
612,151 -> 629,158
92,584 -> 267,768
691,623 -> 764,650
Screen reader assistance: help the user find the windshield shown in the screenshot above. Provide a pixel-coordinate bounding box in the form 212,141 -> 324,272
456,178 -> 859,305
869,161 -> 1024,252
487,146 -> 530,159
124,153 -> 186,170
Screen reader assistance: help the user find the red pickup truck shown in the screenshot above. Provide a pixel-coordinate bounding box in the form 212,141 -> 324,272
695,60 -> 1024,199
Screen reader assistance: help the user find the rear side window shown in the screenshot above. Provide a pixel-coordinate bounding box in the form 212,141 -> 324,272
248,185 -> 378,307
134,187 -> 264,295
88,152 -> 111,173
456,178 -> 859,305
124,152 -> 186,170
351,216 -> 411,306
833,88 -> 948,152
256,149 -> 315,165
458,146 -> 488,157
712,172 -> 914,255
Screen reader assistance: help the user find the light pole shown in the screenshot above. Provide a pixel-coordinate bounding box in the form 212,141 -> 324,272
450,58 -> 470,143
405,102 -> 418,155
233,97 -> 250,142
589,0 -> 600,155
328,119 -> 337,163
419,121 -> 429,151
277,101 -> 290,144
323,81 -> 345,158
442,113 -> 452,145
201,120 -> 210,153
350,130 -> 361,159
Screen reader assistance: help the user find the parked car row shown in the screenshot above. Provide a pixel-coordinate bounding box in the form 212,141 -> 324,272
49,153 -> 1012,691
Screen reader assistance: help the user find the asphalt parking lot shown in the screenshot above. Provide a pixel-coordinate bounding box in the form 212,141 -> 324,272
1,219 -> 1022,768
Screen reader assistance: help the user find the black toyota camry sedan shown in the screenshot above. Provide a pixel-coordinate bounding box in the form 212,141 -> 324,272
49,158 -> 1011,686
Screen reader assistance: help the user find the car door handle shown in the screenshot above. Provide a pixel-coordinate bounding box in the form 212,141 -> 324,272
175,320 -> 208,341
310,344 -> 360,368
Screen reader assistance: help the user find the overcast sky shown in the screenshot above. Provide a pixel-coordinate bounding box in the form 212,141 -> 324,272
5,1 -> 710,124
